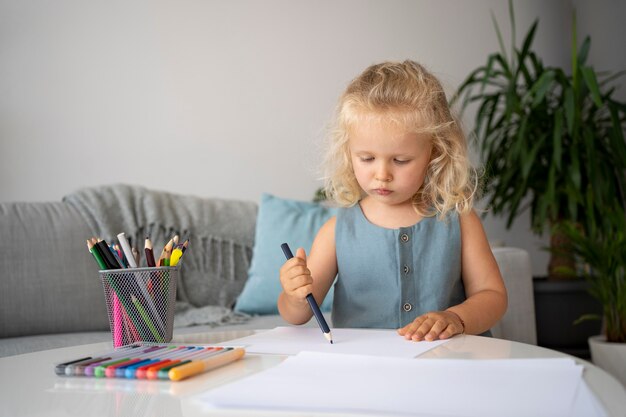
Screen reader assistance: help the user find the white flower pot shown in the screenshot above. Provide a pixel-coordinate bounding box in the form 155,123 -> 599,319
588,335 -> 626,387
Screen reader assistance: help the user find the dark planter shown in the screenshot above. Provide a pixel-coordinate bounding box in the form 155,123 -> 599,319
533,278 -> 603,359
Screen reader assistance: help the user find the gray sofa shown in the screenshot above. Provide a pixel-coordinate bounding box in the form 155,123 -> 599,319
0,185 -> 536,357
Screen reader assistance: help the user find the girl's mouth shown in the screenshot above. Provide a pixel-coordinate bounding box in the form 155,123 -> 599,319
373,188 -> 392,196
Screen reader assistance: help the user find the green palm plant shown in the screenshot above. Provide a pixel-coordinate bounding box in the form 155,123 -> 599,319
557,210 -> 626,343
452,2 -> 626,279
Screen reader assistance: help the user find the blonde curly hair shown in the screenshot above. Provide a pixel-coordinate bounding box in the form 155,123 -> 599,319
322,60 -> 479,218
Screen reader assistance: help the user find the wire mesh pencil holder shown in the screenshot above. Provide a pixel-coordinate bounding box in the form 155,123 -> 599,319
99,267 -> 178,347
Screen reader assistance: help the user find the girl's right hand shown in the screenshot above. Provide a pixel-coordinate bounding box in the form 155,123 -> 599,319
279,247 -> 313,305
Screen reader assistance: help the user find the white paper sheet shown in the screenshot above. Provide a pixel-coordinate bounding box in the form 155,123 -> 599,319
195,352 -> 589,417
217,326 -> 449,358
569,378 -> 609,417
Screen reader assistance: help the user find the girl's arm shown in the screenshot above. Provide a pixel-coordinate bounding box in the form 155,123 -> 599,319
278,216 -> 338,325
449,210 -> 508,334
398,210 -> 508,341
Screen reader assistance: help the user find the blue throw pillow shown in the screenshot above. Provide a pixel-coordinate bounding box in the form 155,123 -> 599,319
234,193 -> 336,315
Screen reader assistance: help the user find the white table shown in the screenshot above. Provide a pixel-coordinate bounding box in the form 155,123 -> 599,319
0,330 -> 624,417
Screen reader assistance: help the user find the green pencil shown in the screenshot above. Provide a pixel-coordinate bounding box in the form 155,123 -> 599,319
87,240 -> 107,270
131,295 -> 164,343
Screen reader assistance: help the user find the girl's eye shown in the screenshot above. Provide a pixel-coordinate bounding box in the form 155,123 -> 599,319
359,157 -> 374,162
394,159 -> 410,165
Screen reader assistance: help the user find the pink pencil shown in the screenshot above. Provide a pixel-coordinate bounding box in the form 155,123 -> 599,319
121,304 -> 141,343
113,294 -> 123,347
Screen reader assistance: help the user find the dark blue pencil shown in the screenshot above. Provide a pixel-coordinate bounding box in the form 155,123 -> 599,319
281,243 -> 333,344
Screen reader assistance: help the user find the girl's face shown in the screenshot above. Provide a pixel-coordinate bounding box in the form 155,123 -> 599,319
348,119 -> 432,208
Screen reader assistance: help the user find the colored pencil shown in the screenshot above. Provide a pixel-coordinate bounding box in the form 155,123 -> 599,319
131,295 -> 163,343
88,239 -> 124,346
132,246 -> 140,267
281,243 -> 333,344
121,304 -> 141,343
168,347 -> 245,381
96,239 -> 122,269
157,238 -> 174,267
117,232 -> 137,268
170,245 -> 184,266
144,237 -> 156,267
87,240 -> 107,270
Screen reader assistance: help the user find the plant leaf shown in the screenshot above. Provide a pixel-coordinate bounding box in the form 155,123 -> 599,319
508,0 -> 516,67
564,87 -> 575,135
529,71 -> 555,107
491,10 -> 509,69
598,69 -> 626,87
578,36 -> 591,66
552,109 -> 563,172
574,314 -> 601,325
519,20 -> 538,62
582,66 -> 603,108
568,145 -> 581,220
521,134 -> 543,180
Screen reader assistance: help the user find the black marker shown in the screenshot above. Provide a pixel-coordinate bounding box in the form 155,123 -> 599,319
54,357 -> 92,375
281,243 -> 333,344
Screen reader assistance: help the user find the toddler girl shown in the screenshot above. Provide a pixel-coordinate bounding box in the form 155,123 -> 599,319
278,60 -> 507,341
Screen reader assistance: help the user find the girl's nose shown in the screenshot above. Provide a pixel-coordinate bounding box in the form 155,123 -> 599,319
375,163 -> 392,182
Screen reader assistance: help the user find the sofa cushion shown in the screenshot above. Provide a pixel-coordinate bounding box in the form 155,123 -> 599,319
490,247 -> 537,344
63,184 -> 258,309
0,202 -> 110,338
234,194 -> 336,315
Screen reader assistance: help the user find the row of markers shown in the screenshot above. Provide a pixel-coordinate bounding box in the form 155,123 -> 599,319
86,234 -> 189,270
55,343 -> 245,381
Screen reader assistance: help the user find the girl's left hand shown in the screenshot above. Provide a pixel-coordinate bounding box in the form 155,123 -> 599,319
397,311 -> 464,342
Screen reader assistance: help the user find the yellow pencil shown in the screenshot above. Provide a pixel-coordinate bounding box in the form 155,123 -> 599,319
168,347 -> 245,381
170,246 -> 183,267
157,238 -> 174,267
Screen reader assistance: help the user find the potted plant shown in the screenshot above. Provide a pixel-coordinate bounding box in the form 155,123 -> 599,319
451,1 -> 626,355
556,210 -> 626,385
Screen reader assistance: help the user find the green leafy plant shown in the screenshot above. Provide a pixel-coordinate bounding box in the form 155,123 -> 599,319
556,211 -> 626,343
452,2 -> 626,279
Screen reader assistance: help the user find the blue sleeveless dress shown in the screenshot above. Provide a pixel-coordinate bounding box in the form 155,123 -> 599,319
332,203 -> 467,329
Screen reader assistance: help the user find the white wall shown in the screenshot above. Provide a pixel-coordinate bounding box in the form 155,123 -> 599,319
572,0 -> 626,103
1,0 -> 623,276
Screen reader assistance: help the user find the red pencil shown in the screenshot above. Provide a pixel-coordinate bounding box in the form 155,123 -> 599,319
144,237 -> 156,267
